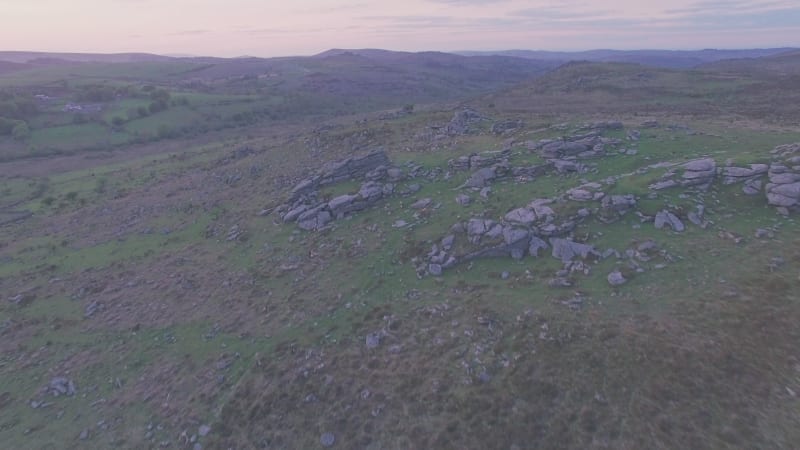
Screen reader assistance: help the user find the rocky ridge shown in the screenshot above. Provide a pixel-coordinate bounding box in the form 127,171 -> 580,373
275,117 -> 798,287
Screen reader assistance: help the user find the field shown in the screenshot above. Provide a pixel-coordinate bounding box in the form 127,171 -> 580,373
1,51 -> 800,449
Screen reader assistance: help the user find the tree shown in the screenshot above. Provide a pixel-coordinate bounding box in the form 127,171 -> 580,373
149,89 -> 171,103
111,116 -> 125,127
12,122 -> 31,141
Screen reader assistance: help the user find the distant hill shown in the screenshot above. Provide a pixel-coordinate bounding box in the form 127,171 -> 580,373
167,49 -> 562,103
0,51 -> 174,64
457,48 -> 798,69
0,60 -> 33,74
699,50 -> 800,76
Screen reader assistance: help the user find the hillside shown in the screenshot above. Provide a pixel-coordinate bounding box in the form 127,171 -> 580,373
0,50 -> 557,161
477,61 -> 800,124
0,51 -> 174,64
1,54 -> 800,450
459,48 -> 798,68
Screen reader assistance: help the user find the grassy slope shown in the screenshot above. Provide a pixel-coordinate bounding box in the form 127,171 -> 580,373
1,61 -> 799,449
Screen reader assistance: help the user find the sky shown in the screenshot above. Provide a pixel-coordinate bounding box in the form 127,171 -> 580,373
2,0 -> 799,57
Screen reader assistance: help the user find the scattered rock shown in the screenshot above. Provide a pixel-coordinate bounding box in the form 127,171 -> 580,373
198,425 -> 211,437
548,277 -> 572,288
504,207 -> 537,225
461,167 -> 498,189
650,158 -> 716,191
48,377 -> 77,397
550,238 -> 599,263
320,432 -> 336,447
528,237 -> 549,257
755,228 -> 774,239
492,119 -> 523,134
441,235 -> 455,251
410,198 -> 433,210
446,109 -> 484,135
654,210 -> 685,232
455,194 -> 471,205
607,271 -> 627,286
365,332 -> 382,349
743,179 -> 762,195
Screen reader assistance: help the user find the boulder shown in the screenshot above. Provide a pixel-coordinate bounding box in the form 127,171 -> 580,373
446,109 -> 484,135
528,237 -> 549,257
607,271 -> 627,286
552,159 -> 582,173
531,202 -> 555,218
743,179 -> 762,195
386,167 -> 405,181
568,189 -> 594,201
502,227 -> 530,246
410,198 -> 433,210
467,219 -> 490,236
721,164 -> 768,184
282,204 -> 309,223
504,207 -> 537,225
462,167 -> 497,188
654,210 -> 685,232
328,194 -> 357,216
770,182 -> 800,198
683,158 -> 715,172
492,119 -> 523,134
485,223 -> 504,239
550,238 -> 599,263
767,192 -> 798,207
358,181 -> 384,202
601,194 -> 636,213
441,235 -> 455,251
298,210 -> 332,231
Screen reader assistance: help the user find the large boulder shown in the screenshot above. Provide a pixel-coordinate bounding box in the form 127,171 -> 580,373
502,227 -> 530,246
650,158 -> 716,191
721,164 -> 768,184
654,210 -> 685,232
607,270 -> 627,286
504,207 -> 537,225
358,181 -> 385,202
446,109 -> 484,135
327,194 -> 357,217
462,167 -> 497,188
550,238 -> 599,263
601,194 -> 636,213
528,236 -> 549,257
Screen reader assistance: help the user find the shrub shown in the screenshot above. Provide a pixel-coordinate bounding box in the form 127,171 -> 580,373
11,122 -> 31,141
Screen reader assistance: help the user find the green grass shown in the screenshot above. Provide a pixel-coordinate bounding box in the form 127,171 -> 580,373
0,61 -> 204,87
30,123 -> 127,151
124,107 -> 204,135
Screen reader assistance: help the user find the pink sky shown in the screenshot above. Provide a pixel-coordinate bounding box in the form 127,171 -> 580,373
3,0 -> 799,56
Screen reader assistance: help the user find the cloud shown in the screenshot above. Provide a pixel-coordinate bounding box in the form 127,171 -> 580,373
510,7 -> 617,20
426,0 -> 510,4
171,29 -> 211,36
664,0 -> 795,15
